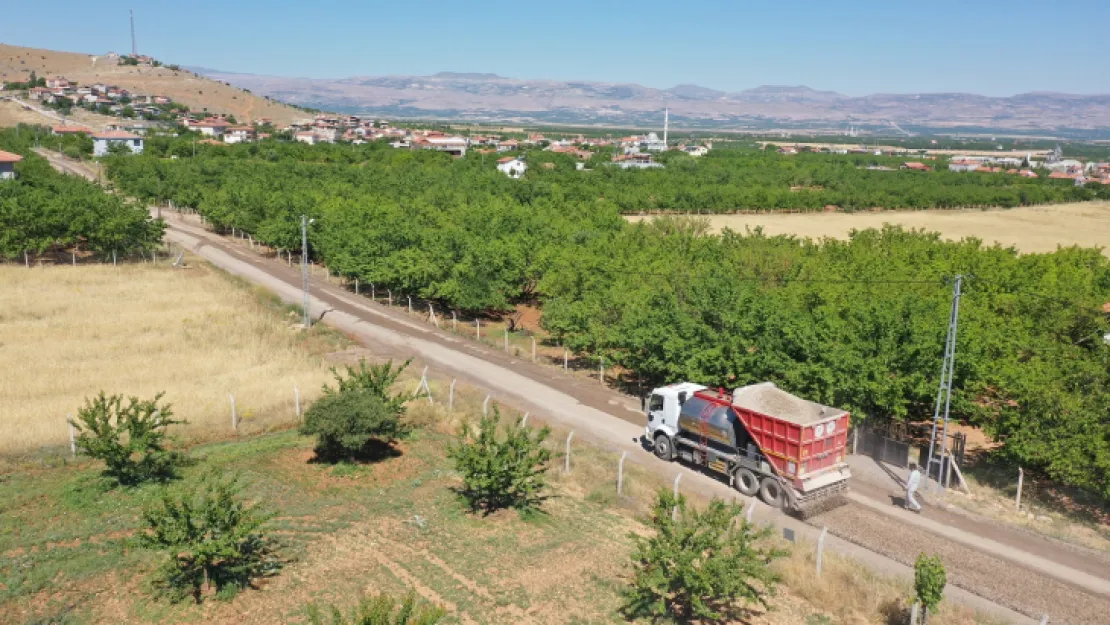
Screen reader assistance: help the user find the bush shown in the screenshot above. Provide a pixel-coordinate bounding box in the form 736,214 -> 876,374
625,490 -> 786,622
138,476 -> 276,603
325,358 -> 412,416
447,408 -> 552,513
914,553 -> 947,623
307,591 -> 445,625
73,392 -> 183,485
300,390 -> 406,461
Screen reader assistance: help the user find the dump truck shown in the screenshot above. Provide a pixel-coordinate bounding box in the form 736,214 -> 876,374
645,381 -> 851,517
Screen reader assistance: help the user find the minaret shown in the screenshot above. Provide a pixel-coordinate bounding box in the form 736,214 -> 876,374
663,108 -> 669,145
130,10 -> 137,57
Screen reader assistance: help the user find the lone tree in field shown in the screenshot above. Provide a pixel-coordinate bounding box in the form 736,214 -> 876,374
139,475 -> 277,603
307,591 -> 446,625
625,490 -> 786,622
448,407 -> 552,514
72,392 -> 183,485
914,553 -> 947,623
300,359 -> 413,461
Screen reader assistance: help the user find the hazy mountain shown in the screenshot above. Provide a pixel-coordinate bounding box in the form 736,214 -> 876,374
193,67 -> 1110,133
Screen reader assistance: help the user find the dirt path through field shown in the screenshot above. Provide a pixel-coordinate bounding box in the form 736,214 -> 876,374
626,202 -> 1110,255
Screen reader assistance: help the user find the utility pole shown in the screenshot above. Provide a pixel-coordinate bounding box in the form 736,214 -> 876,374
926,275 -> 962,488
130,10 -> 138,58
301,215 -> 314,328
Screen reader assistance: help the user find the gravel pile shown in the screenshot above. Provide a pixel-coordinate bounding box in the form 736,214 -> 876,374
814,504 -> 1110,624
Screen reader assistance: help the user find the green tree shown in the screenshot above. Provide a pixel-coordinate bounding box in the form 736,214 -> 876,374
447,408 -> 552,514
138,476 -> 276,603
307,591 -> 446,625
914,553 -> 946,623
625,490 -> 786,622
300,390 -> 407,461
72,392 -> 183,486
324,358 -> 412,416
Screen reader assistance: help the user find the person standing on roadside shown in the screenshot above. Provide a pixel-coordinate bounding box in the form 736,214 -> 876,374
906,462 -> 923,513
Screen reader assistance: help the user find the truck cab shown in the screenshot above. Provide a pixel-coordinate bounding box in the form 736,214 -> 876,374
645,382 -> 707,458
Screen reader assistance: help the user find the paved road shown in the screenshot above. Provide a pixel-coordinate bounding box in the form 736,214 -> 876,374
44,151 -> 1109,623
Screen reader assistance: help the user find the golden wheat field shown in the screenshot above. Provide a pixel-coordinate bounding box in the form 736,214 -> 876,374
0,259 -> 341,455
626,201 -> 1110,255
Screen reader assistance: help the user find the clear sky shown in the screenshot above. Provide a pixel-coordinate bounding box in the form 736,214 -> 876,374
2,0 -> 1106,97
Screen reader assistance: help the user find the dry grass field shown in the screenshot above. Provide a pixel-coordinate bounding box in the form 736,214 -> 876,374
626,201 -> 1110,255
0,43 -> 303,125
0,259 -> 342,456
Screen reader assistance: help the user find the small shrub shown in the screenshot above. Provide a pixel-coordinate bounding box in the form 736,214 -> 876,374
300,390 -> 407,461
914,553 -> 946,623
325,358 -> 412,416
625,490 -> 787,622
73,392 -> 183,485
447,408 -> 552,514
138,476 -> 276,603
307,591 -> 446,625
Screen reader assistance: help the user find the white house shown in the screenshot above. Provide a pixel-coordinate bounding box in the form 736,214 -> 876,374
497,139 -> 519,153
496,157 -> 527,179
224,126 -> 257,144
682,145 -> 708,157
194,119 -> 230,138
0,150 -> 23,180
294,131 -> 317,145
92,130 -> 143,156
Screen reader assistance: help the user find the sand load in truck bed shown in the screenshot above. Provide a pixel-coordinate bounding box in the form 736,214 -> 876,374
732,382 -> 848,426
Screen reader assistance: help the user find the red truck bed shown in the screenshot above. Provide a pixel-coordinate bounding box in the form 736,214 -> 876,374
694,383 -> 850,491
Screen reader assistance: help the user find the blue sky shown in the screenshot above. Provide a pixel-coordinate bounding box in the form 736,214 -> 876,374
2,0 -> 1106,96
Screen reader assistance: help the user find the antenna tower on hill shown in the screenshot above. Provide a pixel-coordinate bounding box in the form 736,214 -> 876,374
130,10 -> 137,57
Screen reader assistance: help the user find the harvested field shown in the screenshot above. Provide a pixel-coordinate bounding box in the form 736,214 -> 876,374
626,201 -> 1110,255
0,259 -> 342,455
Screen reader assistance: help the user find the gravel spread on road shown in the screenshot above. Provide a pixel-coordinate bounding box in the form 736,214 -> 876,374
813,504 -> 1110,624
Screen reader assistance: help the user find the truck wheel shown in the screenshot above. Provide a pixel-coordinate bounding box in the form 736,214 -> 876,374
653,433 -> 674,461
735,468 -> 760,496
759,478 -> 785,508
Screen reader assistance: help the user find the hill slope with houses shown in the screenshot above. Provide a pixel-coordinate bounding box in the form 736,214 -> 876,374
0,43 -> 304,127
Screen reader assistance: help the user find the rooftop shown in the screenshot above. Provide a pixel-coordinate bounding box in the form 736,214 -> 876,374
0,150 -> 24,163
92,130 -> 142,140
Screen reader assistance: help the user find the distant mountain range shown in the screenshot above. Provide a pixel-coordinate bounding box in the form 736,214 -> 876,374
191,68 -> 1110,134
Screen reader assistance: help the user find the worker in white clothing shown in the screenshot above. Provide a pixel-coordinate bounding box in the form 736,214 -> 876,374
906,462 -> 923,513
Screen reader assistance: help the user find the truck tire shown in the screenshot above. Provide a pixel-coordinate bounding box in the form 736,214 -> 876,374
735,468 -> 760,496
653,433 -> 674,461
759,477 -> 785,508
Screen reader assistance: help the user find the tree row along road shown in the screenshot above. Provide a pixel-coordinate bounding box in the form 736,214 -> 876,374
39,152 -> 1103,623
154,208 -> 1110,623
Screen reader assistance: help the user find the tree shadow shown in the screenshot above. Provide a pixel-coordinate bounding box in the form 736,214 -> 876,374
307,439 -> 402,465
879,597 -> 910,625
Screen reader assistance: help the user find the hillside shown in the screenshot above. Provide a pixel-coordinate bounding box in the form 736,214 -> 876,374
0,43 -> 305,125
195,67 -> 1110,134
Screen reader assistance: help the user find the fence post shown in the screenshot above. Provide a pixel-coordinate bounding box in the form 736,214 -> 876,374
618,451 -> 627,496
355,278 -> 359,295
229,393 -> 238,431
531,336 -> 536,363
564,349 -> 568,372
429,303 -> 438,327
371,283 -> 375,300
816,526 -> 828,576
599,358 -> 604,384
746,499 -> 757,523
407,295 -> 412,313
1016,467 -> 1024,511
565,431 -> 575,473
482,394 -> 490,416
476,318 -> 481,340
910,602 -> 920,625
672,473 -> 682,521
452,310 -> 457,331
388,290 -> 392,306
520,412 -> 529,426
72,250 -> 76,266
294,383 -> 301,419
112,249 -> 117,266
1039,615 -> 1049,625
67,414 -> 76,457
852,427 -> 859,455
449,379 -> 456,412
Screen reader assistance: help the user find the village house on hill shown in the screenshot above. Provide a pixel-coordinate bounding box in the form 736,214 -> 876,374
0,150 -> 23,180
92,130 -> 143,156
496,156 -> 527,178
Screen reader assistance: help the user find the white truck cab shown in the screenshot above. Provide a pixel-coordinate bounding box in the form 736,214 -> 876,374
645,382 -> 707,457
